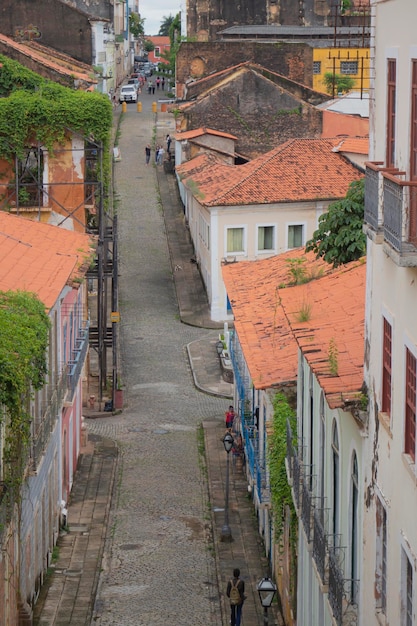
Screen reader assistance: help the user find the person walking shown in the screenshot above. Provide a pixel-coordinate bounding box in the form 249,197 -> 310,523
161,76 -> 165,91
157,145 -> 165,165
226,568 -> 245,626
225,405 -> 235,430
166,134 -> 172,154
145,144 -> 151,166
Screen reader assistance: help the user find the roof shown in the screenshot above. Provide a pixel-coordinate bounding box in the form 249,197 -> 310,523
175,128 -> 238,141
279,259 -> 366,408
332,137 -> 369,155
176,138 -> 363,206
318,92 -> 369,118
222,249 -> 331,389
223,250 -> 365,406
0,34 -> 96,89
0,212 -> 94,310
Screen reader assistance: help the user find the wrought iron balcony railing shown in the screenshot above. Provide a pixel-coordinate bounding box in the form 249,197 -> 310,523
313,507 -> 327,585
301,474 -> 313,542
67,322 -> 89,403
32,370 -> 67,470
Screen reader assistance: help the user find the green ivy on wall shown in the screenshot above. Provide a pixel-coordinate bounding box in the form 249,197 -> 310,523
0,55 -> 113,198
268,392 -> 297,541
0,290 -> 50,486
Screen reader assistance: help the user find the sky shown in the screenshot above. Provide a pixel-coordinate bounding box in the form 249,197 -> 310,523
139,0 -> 183,36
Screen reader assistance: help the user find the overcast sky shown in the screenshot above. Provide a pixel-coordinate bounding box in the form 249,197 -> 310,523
140,0 -> 183,36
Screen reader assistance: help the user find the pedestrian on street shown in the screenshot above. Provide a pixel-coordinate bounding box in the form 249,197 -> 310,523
226,568 -> 245,626
166,134 -> 171,154
155,145 -> 160,164
225,405 -> 235,430
145,144 -> 151,166
157,146 -> 165,165
162,76 -> 165,90
156,77 -> 161,90
152,82 -> 156,95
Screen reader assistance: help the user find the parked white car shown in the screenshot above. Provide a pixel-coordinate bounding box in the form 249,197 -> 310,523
119,85 -> 137,103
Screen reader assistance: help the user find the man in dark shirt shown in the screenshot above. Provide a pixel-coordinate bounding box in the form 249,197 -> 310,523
226,568 -> 245,626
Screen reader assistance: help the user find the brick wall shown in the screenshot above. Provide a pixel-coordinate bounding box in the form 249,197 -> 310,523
177,41 -> 314,90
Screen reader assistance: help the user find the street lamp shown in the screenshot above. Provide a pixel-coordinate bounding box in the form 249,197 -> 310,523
257,577 -> 277,626
216,340 -> 224,356
220,431 -> 234,542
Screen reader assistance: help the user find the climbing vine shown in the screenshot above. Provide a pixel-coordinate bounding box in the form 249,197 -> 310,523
268,393 -> 297,541
0,291 -> 50,486
0,55 -> 113,198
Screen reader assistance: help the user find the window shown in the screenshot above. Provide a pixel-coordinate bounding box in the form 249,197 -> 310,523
405,347 -> 416,461
382,317 -> 392,415
313,61 -> 321,74
340,61 -> 358,75
350,452 -> 359,603
402,549 -> 413,626
409,60 -> 417,243
198,214 -> 210,249
319,392 -> 325,501
375,497 -> 387,613
258,225 -> 275,251
16,146 -> 45,207
386,59 -> 396,168
227,227 -> 244,253
332,421 -> 340,537
154,47 -> 160,58
288,224 -> 304,249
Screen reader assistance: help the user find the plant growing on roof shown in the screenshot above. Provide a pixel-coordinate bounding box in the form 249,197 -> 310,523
306,179 -> 365,268
328,337 -> 339,376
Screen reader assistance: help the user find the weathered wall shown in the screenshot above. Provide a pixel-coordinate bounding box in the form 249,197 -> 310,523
0,0 -> 93,64
186,0 -> 336,40
177,41 -> 314,90
180,71 -> 323,158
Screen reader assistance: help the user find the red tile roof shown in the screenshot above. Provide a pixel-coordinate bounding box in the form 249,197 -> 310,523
0,213 -> 94,309
332,137 -> 369,155
175,128 -> 238,141
176,138 -> 363,206
222,250 -> 365,406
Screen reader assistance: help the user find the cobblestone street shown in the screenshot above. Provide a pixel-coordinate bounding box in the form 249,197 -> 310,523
88,97 -> 226,625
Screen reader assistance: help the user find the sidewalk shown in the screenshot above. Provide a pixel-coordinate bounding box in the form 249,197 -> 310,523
34,100 -> 281,625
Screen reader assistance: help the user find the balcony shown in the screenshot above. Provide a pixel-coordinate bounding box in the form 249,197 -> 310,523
313,507 -> 327,586
67,322 -> 89,403
32,370 -> 67,470
364,163 -> 417,266
301,474 -> 313,542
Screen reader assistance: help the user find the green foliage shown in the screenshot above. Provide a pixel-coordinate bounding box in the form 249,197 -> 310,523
323,71 -> 355,95
129,12 -> 145,38
144,39 -> 155,53
0,54 -> 112,204
269,393 -> 297,540
296,301 -> 312,323
306,179 -> 366,267
160,13 -> 182,75
328,338 -> 339,376
158,14 -> 174,36
0,291 -> 50,481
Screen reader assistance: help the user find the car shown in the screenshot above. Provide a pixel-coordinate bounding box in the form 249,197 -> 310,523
127,78 -> 140,93
119,85 -> 138,103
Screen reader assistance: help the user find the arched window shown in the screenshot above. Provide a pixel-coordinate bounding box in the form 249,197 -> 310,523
332,421 -> 340,538
319,392 -> 326,502
350,452 -> 359,603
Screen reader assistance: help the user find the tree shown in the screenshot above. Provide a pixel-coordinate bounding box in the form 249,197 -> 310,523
160,13 -> 182,75
144,39 -> 155,53
323,71 -> 355,95
305,178 -> 366,267
159,15 -> 174,36
129,12 -> 145,38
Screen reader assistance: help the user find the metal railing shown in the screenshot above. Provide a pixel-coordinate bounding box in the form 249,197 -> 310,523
301,475 -> 313,542
383,172 -> 417,252
67,322 -> 89,402
364,163 -> 381,230
313,507 -> 327,584
32,371 -> 67,469
328,547 -> 345,626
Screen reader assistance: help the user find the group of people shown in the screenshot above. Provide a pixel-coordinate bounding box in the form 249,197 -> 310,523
146,76 -> 166,94
145,135 -> 172,167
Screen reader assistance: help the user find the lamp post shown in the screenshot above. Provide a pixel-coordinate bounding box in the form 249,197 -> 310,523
220,431 -> 234,542
257,577 -> 277,626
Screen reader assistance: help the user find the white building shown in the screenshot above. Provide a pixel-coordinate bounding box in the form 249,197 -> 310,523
177,138 -> 363,322
362,1 -> 417,624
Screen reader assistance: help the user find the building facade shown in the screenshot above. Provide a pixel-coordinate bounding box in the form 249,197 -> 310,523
362,1 -> 417,624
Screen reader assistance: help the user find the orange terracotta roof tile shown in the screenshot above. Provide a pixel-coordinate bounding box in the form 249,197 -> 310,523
223,251 -> 365,406
175,128 -> 238,141
176,139 -> 363,206
279,260 -> 365,407
332,137 -> 369,155
0,34 -> 97,87
0,212 -> 94,309
222,249 -> 332,389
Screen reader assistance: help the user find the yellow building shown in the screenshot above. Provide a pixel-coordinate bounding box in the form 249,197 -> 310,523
313,47 -> 370,95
